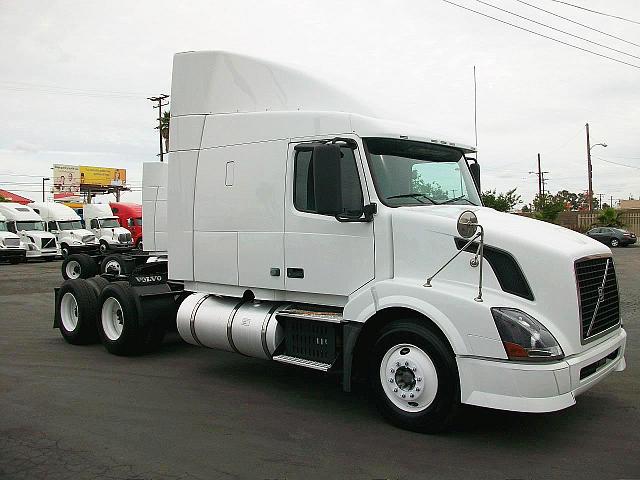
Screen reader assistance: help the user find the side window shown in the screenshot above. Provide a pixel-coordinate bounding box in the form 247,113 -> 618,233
8,222 -> 16,233
48,221 -> 57,231
90,219 -> 98,229
293,146 -> 363,215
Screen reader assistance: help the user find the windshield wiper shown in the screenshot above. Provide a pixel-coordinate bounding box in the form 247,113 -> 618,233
387,193 -> 440,204
440,195 -> 475,205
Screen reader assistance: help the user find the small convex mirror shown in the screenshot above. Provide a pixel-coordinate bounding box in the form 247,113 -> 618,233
457,210 -> 478,238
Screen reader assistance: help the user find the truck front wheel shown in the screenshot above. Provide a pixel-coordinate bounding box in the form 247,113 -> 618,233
62,253 -> 97,280
99,241 -> 109,254
370,320 -> 459,433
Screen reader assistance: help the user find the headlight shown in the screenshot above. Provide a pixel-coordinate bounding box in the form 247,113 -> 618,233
491,308 -> 564,361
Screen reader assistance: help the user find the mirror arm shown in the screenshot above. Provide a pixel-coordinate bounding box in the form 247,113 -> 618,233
335,203 -> 377,223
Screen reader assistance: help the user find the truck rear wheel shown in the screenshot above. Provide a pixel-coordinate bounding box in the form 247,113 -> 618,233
369,320 -> 459,433
62,253 -> 97,280
56,279 -> 100,345
98,282 -> 165,355
101,254 -> 125,275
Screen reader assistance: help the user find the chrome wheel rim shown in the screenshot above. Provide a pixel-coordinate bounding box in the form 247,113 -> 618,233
60,292 -> 79,332
104,259 -> 121,275
379,343 -> 438,413
611,239 -> 619,247
99,243 -> 107,253
102,297 -> 124,341
65,260 -> 81,279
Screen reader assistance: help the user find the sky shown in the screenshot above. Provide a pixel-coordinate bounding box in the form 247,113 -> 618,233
0,0 -> 639,207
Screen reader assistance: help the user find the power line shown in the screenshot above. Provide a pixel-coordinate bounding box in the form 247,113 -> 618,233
513,0 -> 640,49
593,156 -> 640,169
473,0 -> 640,60
549,0 -> 640,26
441,0 -> 640,69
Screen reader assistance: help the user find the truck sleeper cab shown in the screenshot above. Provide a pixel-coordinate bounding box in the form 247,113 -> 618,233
0,212 -> 26,264
0,202 -> 57,261
30,202 -> 99,257
53,51 -> 626,433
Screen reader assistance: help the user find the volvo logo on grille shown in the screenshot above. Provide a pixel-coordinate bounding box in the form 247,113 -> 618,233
587,258 -> 610,337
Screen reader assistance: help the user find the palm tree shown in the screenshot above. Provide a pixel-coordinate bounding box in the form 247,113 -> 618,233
160,110 -> 170,153
597,207 -> 624,228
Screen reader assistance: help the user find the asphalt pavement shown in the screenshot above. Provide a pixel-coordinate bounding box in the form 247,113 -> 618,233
0,248 -> 638,479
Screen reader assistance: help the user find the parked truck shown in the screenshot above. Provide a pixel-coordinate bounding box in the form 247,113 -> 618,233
0,212 -> 27,264
83,204 -> 134,253
109,202 -> 143,249
0,202 -> 57,261
30,202 -> 99,257
53,51 -> 627,432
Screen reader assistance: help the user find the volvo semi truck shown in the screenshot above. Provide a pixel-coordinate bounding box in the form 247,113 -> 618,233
0,212 -> 26,263
30,202 -> 99,257
109,202 -> 143,249
53,51 -> 627,432
0,202 -> 57,261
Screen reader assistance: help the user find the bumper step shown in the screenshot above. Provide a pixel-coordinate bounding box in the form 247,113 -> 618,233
272,354 -> 334,371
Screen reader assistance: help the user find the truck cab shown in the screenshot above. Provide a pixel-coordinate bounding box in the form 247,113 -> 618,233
55,51 -> 627,433
83,204 -> 133,254
0,212 -> 27,263
0,203 -> 57,261
30,202 -> 99,257
109,202 -> 143,249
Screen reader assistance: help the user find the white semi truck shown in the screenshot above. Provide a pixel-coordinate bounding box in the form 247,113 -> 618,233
30,202 -> 99,257
0,202 -> 57,261
53,51 -> 627,432
0,212 -> 27,264
83,204 -> 134,254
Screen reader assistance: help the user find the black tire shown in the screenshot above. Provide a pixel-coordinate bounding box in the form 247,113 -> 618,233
101,254 -> 126,275
86,275 -> 110,297
99,241 -> 109,254
369,320 -> 459,433
98,282 -> 148,356
136,238 -> 143,250
61,244 -> 70,258
55,279 -> 100,345
61,253 -> 98,280
610,238 -> 620,247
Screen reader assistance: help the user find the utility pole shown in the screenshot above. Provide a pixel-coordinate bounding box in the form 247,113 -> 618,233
610,195 -> 614,208
598,193 -> 603,209
148,94 -> 170,162
586,123 -> 593,212
529,154 -> 548,207
42,177 -> 50,202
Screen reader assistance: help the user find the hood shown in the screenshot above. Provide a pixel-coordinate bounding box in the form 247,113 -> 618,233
391,205 -> 612,355
21,230 -> 56,240
0,231 -> 20,240
61,229 -> 95,238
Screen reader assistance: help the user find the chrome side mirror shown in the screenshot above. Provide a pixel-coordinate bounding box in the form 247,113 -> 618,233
457,210 -> 478,238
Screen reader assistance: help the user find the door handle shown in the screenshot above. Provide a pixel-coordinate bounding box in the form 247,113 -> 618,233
287,268 -> 304,279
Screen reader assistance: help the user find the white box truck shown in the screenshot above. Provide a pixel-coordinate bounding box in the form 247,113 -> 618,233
0,212 -> 27,264
0,202 -> 57,261
30,202 -> 99,257
53,51 -> 627,432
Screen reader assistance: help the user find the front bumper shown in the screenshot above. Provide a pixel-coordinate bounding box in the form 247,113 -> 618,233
68,243 -> 100,253
458,327 -> 626,412
107,242 -> 133,251
0,248 -> 27,260
26,248 -> 58,258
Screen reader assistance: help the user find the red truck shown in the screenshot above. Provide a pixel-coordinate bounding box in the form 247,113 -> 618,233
109,202 -> 143,249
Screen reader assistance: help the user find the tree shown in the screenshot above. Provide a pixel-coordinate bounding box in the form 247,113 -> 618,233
521,204 -> 530,213
411,173 -> 449,202
597,207 -> 624,228
532,193 -> 565,223
553,189 -> 599,210
160,110 -> 170,153
481,188 -> 521,212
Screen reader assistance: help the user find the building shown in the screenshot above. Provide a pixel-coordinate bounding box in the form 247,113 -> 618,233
0,189 -> 33,205
619,199 -> 640,210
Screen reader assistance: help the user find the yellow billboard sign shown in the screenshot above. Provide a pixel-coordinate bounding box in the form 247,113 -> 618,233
80,166 -> 127,187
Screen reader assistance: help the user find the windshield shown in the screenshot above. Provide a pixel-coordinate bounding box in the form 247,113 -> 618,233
100,218 -> 120,228
364,138 -> 481,207
58,220 -> 84,230
16,221 -> 45,231
0,221 -> 7,232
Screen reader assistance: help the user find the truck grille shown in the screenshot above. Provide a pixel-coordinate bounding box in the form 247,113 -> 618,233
575,256 -> 620,342
4,237 -> 20,247
41,237 -> 56,249
118,232 -> 132,243
82,234 -> 95,243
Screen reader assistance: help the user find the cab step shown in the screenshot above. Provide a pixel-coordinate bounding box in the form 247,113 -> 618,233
272,354 -> 334,371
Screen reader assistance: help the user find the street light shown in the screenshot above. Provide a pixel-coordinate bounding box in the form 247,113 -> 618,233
585,122 -> 607,212
42,177 -> 50,202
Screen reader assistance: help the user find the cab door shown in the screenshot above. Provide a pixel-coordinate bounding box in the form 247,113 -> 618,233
283,139 -> 375,298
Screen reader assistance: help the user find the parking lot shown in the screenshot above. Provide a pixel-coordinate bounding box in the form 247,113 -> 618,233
0,248 -> 638,480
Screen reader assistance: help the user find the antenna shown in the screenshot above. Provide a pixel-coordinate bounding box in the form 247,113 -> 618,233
473,66 -> 478,156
